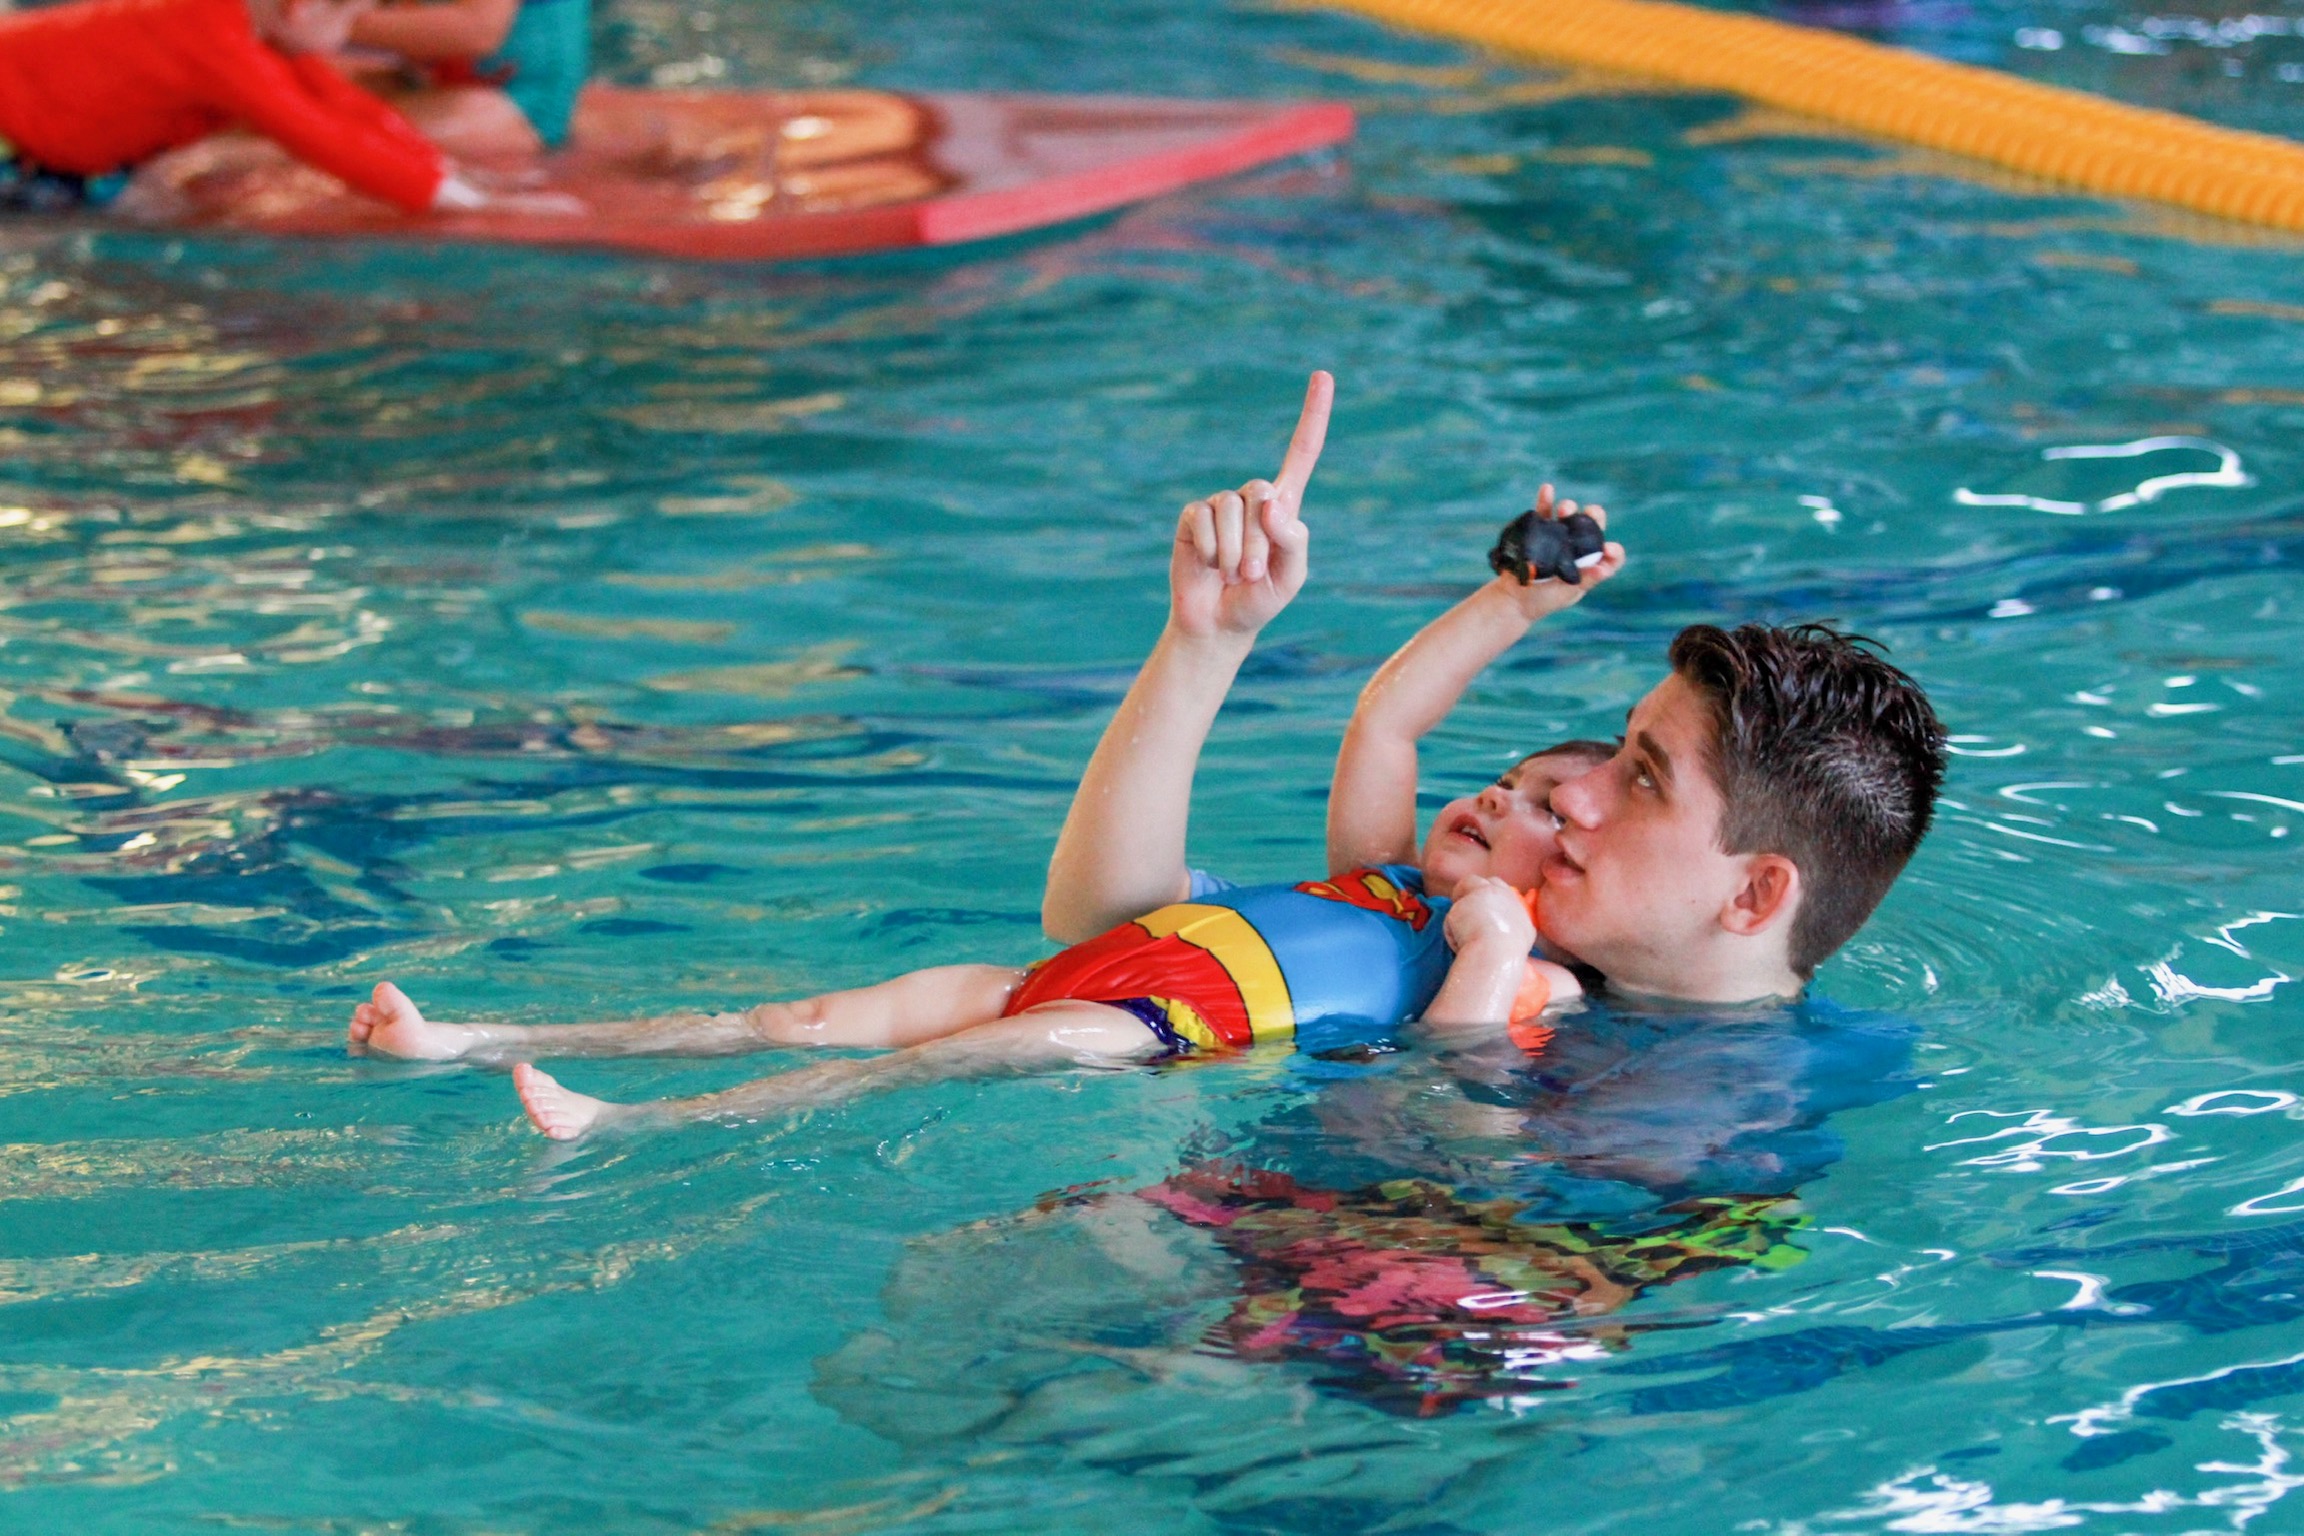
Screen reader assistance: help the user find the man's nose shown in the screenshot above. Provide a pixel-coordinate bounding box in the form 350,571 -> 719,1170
1551,767 -> 1604,828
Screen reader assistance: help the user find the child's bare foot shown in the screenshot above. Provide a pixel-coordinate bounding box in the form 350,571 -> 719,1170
348,982 -> 487,1061
515,1063 -> 620,1140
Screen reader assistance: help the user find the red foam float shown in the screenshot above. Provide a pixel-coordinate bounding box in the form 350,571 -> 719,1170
148,88 -> 1356,261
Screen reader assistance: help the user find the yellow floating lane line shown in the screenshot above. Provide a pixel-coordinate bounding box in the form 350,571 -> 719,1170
1321,0 -> 2304,233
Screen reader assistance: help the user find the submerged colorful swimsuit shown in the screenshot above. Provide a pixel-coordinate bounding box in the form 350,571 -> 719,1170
1132,1163 -> 1810,1417
1003,865 -> 1458,1054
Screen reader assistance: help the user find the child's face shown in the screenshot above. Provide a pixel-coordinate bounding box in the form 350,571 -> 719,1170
1418,750 -> 1599,900
258,0 -> 374,55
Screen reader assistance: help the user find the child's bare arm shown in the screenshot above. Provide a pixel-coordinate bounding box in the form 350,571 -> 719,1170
1422,877 -> 1581,1028
1041,373 -> 1333,944
1326,490 -> 1622,874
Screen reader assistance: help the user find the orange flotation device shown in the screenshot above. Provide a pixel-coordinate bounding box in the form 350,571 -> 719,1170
1507,885 -> 1555,1053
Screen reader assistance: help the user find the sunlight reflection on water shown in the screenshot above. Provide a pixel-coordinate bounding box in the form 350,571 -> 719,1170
0,0 -> 2302,1530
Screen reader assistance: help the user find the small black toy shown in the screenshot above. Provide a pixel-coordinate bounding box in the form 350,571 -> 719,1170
1488,506 -> 1607,585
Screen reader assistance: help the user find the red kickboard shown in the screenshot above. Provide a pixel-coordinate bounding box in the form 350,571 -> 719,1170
162,88 -> 1355,261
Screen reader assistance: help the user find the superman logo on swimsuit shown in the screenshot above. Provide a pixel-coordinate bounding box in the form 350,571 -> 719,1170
1294,868 -> 1433,931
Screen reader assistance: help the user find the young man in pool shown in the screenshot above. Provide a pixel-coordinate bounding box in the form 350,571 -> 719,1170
1035,388 -> 1943,1010
350,370 -> 1945,1137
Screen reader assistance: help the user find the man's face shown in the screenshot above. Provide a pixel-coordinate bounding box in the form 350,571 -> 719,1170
1419,750 -> 1592,899
1542,673 -> 1754,992
262,0 -> 373,55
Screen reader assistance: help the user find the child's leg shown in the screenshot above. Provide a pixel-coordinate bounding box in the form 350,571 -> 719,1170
346,966 -> 1027,1063
515,1001 -> 1162,1140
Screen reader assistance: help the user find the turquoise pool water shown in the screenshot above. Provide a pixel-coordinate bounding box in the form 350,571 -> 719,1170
5,1 -> 2304,1529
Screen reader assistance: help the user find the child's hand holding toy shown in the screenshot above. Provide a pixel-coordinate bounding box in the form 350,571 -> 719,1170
1486,484 -> 1625,620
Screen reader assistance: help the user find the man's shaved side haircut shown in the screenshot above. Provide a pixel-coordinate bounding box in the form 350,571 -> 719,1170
1669,623 -> 1947,978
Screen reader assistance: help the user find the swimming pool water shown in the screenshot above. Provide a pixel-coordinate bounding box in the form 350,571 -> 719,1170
4,1 -> 2304,1530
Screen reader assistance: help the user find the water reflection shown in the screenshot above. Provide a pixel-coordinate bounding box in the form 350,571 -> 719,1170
0,693 -> 1069,965
0,0 -> 2300,1528
1957,435 -> 2251,515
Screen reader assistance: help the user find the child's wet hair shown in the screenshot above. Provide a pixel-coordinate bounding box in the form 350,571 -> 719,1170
1514,740 -> 1616,775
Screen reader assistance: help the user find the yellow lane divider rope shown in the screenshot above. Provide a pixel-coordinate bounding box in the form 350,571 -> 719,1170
1319,0 -> 2304,233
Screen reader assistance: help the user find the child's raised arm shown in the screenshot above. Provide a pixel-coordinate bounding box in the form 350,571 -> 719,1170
1041,372 -> 1333,945
1326,490 -> 1623,874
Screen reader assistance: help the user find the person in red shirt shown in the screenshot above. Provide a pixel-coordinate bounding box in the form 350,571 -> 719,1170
0,0 -> 518,214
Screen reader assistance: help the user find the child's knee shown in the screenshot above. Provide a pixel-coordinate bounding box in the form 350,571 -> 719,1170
935,964 -> 1031,1015
1008,1003 -> 1163,1064
744,995 -> 830,1045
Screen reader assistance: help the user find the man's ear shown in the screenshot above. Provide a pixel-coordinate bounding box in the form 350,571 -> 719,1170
1720,853 -> 1799,938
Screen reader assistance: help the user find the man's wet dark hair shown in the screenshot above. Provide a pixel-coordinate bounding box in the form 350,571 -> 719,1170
1669,623 -> 1947,979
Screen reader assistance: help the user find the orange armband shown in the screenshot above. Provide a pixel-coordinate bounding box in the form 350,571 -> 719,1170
1507,885 -> 1554,1053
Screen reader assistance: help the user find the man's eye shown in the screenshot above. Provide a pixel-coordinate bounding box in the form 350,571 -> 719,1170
1634,765 -> 1656,790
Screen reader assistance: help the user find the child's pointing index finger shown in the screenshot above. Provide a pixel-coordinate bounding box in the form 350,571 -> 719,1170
1272,370 -> 1335,507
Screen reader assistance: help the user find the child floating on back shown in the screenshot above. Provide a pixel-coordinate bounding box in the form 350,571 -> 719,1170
349,371 -> 1948,1140
351,373 -> 1601,1131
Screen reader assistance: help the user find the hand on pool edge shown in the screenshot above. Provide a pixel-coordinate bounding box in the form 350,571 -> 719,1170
432,172 -> 589,219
